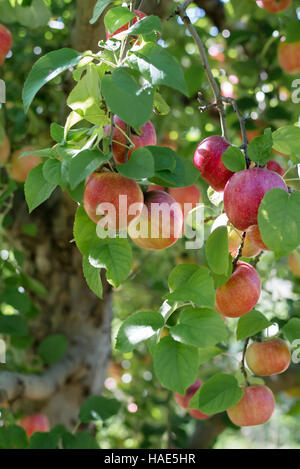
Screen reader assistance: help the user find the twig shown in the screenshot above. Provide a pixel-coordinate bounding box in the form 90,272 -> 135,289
252,251 -> 263,268
241,338 -> 250,387
232,231 -> 246,269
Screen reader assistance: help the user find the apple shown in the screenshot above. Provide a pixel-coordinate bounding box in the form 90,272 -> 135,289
288,250 -> 300,277
267,160 -> 285,176
227,385 -> 275,427
246,338 -> 291,376
224,168 -> 288,231
0,24 -> 12,65
168,185 -> 201,216
256,0 -> 290,13
228,228 -> 261,258
215,261 -> 261,318
246,225 -> 269,251
19,413 -> 50,438
147,185 -> 165,192
83,171 -> 144,230
174,379 -> 211,420
0,134 -> 10,164
128,190 -> 183,250
106,10 -> 147,39
104,116 -> 157,165
188,408 -> 211,420
193,136 -> 233,192
278,40 -> 300,75
8,146 -> 42,182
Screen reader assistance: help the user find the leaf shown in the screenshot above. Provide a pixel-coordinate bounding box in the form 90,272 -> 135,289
50,123 -> 64,143
0,425 -> 28,449
15,0 -> 51,29
69,149 -> 108,189
62,431 -> 99,449
82,256 -> 103,299
258,189 -> 300,257
2,287 -> 31,313
74,206 -> 99,256
104,6 -> 136,34
205,226 -> 229,275
222,146 -> 246,172
165,264 -> 215,309
248,128 -> 273,165
153,336 -> 199,394
190,373 -> 243,414
23,48 -> 82,113
38,334 -> 68,365
170,307 -> 228,348
116,147 -> 155,179
0,315 -> 28,336
127,15 -> 162,36
128,43 -> 188,95
25,164 -> 57,213
272,126 -> 300,156
101,68 -> 154,128
282,318 -> 300,344
286,21 -> 300,44
79,396 -> 121,423
236,310 -> 271,341
90,0 -> 114,24
29,432 -> 59,449
42,159 -> 63,186
198,346 -> 222,365
116,311 -> 164,352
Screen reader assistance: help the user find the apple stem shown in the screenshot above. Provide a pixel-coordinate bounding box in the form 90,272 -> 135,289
241,337 -> 250,387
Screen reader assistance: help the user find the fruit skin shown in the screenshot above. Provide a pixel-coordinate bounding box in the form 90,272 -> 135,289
106,10 -> 147,39
288,250 -> 300,277
215,261 -> 261,318
83,172 -> 144,230
0,134 -> 10,164
128,190 -> 183,250
174,380 -> 211,420
256,0 -> 290,13
104,116 -> 157,165
267,160 -> 285,176
224,168 -> 288,231
168,185 -> 201,216
227,385 -> 275,427
8,146 -> 42,182
229,228 -> 261,258
0,24 -> 12,65
19,414 -> 50,438
193,136 -> 233,192
246,338 -> 291,376
278,40 -> 300,75
246,225 -> 269,251
147,185 -> 165,192
188,408 -> 211,420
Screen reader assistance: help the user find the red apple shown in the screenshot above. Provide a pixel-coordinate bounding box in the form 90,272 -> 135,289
227,385 -> 275,426
106,10 -> 147,39
0,134 -> 10,164
188,408 -> 211,420
174,379 -> 201,409
288,250 -> 300,277
8,146 -> 42,182
278,40 -> 300,75
0,24 -> 12,65
168,185 -> 201,217
229,228 -> 261,258
215,261 -> 261,318
128,190 -> 183,250
83,171 -> 144,230
246,225 -> 269,251
256,0 -> 290,13
19,413 -> 50,438
224,168 -> 288,231
193,136 -> 233,192
104,116 -> 157,165
267,160 -> 285,176
246,338 -> 291,376
147,185 -> 165,192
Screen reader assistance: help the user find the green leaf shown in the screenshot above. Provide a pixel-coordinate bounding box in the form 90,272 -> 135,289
286,21 -> 300,44
153,336 -> 199,394
90,0 -> 114,24
82,256 -> 103,299
128,43 -> 188,95
198,346 -> 222,365
42,159 -> 63,186
205,226 -> 229,275
23,48 -> 82,113
104,6 -> 135,34
236,310 -> 271,341
38,334 -> 68,365
190,373 -> 243,414
212,255 -> 233,288
282,318 -> 300,343
2,287 -> 31,313
127,15 -> 162,36
29,432 -> 59,449
222,146 -> 246,172
248,128 -> 273,165
272,126 -> 300,156
258,189 -> 300,257
170,307 -> 228,348
62,431 -> 99,449
154,92 -> 170,115
50,123 -> 64,143
0,315 -> 28,336
116,147 -> 155,179
101,68 -> 154,128
79,396 -> 121,423
69,149 -> 108,190
74,206 -> 99,256
15,0 -> 51,29
25,164 -> 57,213
116,311 -> 164,352
165,264 -> 215,309
0,425 -> 28,449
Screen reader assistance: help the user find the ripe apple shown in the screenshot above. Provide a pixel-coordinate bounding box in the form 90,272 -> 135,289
278,40 -> 300,75
8,146 -> 42,182
174,379 -> 211,420
83,171 -> 144,231
168,185 -> 201,216
19,413 -> 50,438
106,10 -> 147,39
215,261 -> 261,318
246,338 -> 291,376
227,385 -> 275,426
228,228 -> 261,258
224,168 -> 288,231
0,24 -> 12,65
246,225 -> 269,251
104,116 -> 157,165
288,250 -> 300,277
256,0 -> 291,13
267,160 -> 285,176
0,134 -> 10,164
147,185 -> 165,192
188,408 -> 211,420
128,190 -> 183,250
193,136 -> 233,192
